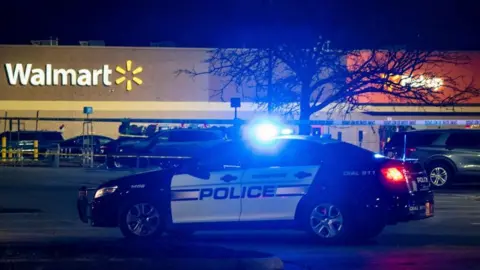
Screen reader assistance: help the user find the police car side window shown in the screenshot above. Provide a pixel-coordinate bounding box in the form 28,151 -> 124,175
200,142 -> 247,171
277,140 -> 321,167
249,140 -> 320,168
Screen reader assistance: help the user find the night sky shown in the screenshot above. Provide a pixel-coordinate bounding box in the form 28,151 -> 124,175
1,0 -> 478,50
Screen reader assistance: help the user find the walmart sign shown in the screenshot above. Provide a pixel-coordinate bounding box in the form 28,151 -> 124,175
4,60 -> 143,91
4,63 -> 113,86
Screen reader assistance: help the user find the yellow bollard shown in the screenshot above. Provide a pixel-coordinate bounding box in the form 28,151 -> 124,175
1,137 -> 5,162
7,147 -> 12,160
33,140 -> 39,161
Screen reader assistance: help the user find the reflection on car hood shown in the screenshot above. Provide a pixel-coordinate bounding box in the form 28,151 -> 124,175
98,169 -> 175,189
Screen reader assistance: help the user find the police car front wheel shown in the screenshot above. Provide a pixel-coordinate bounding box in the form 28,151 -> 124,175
119,201 -> 165,239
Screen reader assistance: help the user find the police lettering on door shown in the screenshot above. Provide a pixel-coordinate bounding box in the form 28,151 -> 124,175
171,185 -> 310,201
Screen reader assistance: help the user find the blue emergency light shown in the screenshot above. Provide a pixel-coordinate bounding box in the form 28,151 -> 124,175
252,123 -> 279,141
245,117 -> 294,143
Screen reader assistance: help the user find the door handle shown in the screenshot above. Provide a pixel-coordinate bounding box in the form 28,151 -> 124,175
294,171 -> 312,179
220,174 -> 238,182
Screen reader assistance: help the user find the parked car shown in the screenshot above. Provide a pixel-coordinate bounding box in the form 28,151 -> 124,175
106,128 -> 226,169
46,135 -> 113,163
0,131 -> 64,159
383,129 -> 480,188
102,136 -> 155,168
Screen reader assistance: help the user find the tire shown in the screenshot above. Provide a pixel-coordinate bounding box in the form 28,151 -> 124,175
427,161 -> 454,189
119,200 -> 165,240
303,201 -> 360,244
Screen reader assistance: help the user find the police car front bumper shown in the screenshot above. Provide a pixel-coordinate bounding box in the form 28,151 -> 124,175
77,187 -> 119,227
77,187 -> 91,224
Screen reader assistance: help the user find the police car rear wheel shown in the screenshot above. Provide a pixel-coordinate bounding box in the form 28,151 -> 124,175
119,202 -> 165,239
306,202 -> 356,244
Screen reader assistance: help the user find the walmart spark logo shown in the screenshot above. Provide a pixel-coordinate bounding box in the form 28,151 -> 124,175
115,60 -> 143,91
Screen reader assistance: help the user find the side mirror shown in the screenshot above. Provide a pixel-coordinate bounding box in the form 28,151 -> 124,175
188,164 -> 211,180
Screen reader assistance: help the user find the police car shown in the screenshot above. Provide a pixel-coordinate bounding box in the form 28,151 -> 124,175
77,135 -> 434,244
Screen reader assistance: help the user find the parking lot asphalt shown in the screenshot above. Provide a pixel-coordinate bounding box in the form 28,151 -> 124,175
0,167 -> 480,270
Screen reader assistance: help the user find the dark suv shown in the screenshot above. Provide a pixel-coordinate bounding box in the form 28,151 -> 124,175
384,129 -> 480,188
106,129 -> 226,169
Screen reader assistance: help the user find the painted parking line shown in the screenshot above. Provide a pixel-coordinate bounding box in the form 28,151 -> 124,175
436,193 -> 480,198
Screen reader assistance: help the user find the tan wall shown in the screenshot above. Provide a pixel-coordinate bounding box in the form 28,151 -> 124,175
0,45 -> 212,102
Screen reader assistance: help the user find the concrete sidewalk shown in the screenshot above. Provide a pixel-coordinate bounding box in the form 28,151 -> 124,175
0,240 -> 284,270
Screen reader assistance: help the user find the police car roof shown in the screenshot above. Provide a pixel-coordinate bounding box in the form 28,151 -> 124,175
276,135 -> 339,143
221,135 -> 340,146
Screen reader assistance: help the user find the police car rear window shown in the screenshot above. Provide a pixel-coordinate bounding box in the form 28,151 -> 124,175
321,142 -> 373,162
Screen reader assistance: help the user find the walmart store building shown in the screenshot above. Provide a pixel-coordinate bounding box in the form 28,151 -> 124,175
1,45 -> 480,152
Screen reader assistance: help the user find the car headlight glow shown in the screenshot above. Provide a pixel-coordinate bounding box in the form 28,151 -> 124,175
94,186 -> 118,199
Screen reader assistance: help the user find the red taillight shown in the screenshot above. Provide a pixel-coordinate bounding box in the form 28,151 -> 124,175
381,167 -> 405,182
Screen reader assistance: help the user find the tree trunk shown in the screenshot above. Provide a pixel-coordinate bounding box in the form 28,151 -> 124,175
298,110 -> 311,135
267,49 -> 274,113
298,90 -> 311,135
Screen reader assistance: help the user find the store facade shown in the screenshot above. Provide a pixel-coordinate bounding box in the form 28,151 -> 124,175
1,45 -> 480,152
0,45 -> 261,140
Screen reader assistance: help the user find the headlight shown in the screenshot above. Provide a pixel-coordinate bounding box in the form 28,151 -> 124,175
94,186 -> 118,199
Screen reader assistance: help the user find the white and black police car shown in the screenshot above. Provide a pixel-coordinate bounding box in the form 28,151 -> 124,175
77,135 -> 434,244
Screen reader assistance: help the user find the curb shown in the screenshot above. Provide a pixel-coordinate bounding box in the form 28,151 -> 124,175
435,192 -> 480,200
0,256 -> 284,270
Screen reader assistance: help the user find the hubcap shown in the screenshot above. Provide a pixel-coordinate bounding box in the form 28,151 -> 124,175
126,203 -> 160,236
429,167 -> 448,187
310,204 -> 344,238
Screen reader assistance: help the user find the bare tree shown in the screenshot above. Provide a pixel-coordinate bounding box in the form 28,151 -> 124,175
176,36 -> 480,134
